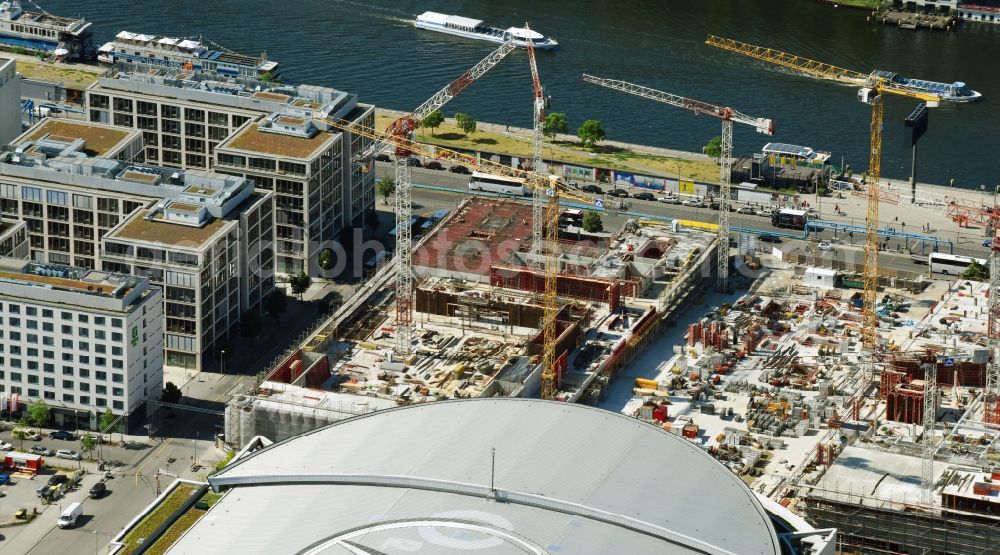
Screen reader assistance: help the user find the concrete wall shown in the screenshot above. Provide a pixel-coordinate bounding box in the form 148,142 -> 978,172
0,58 -> 21,147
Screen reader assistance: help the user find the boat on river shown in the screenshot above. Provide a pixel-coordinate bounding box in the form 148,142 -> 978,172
415,11 -> 557,49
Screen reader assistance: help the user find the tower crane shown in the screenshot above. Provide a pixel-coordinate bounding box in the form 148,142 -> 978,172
354,39 -> 517,356
526,23 -> 548,261
582,74 -> 773,292
704,35 -> 940,349
326,119 -> 598,400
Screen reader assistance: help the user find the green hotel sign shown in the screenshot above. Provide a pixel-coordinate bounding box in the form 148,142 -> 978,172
131,325 -> 139,347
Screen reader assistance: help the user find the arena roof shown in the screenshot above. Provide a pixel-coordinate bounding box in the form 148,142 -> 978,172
173,399 -> 783,554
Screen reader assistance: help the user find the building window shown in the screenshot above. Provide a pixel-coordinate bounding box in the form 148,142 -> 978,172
113,98 -> 133,113
113,113 -> 134,127
184,108 -> 205,122
63,394 -> 74,403
79,396 -> 89,405
96,398 -> 106,407
22,186 -> 42,202
90,94 -> 109,109
112,401 -> 123,410
161,104 -> 179,119
95,317 -> 106,326
112,387 -> 124,397
112,319 -> 123,328
63,366 -> 73,375
184,123 -> 205,138
208,111 -> 228,126
96,385 -> 107,395
43,391 -> 55,400
43,377 -> 54,387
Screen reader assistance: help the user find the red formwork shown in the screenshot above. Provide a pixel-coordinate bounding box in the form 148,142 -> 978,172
490,265 -> 622,312
885,385 -> 925,424
890,359 -> 986,388
880,370 -> 907,400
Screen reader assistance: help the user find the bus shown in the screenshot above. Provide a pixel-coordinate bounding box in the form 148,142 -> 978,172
771,208 -> 808,230
468,172 -> 526,196
928,253 -> 987,276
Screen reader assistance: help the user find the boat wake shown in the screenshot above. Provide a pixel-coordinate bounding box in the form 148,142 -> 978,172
330,0 -> 413,25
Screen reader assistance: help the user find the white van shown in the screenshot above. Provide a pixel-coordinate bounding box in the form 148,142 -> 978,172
57,502 -> 82,528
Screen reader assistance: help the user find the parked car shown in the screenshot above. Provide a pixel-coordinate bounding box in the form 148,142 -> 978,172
737,206 -> 755,215
606,189 -> 629,198
49,430 -> 75,441
56,449 -> 81,461
89,482 -> 107,499
758,234 -> 782,244
657,195 -> 680,204
449,165 -> 471,174
15,429 -> 42,441
579,184 -> 603,194
374,153 -> 391,162
46,474 -> 68,487
818,242 -> 835,251
0,440 -> 13,451
405,158 -> 422,168
30,445 -> 54,456
423,161 -> 444,170
682,198 -> 706,208
633,191 -> 656,201
983,239 -> 993,247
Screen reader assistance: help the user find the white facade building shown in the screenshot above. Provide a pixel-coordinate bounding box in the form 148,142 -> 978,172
0,257 -> 163,430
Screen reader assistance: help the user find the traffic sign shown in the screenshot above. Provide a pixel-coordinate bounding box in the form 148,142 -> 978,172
943,356 -> 954,367
595,199 -> 604,209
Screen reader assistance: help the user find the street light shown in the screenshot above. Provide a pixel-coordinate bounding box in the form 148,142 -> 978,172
220,349 -> 226,376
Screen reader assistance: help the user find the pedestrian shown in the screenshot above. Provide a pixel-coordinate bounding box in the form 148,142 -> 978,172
901,221 -> 905,228
505,125 -> 510,132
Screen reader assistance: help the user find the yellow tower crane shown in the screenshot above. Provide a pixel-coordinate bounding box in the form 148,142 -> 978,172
324,119 -> 598,400
705,35 -> 940,349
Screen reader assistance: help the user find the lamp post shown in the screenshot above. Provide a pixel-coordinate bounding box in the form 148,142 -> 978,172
220,349 -> 226,376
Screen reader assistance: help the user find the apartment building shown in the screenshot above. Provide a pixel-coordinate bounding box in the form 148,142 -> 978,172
85,67 -> 375,265
2,120 -> 154,267
0,119 -> 274,371
0,218 -> 27,258
0,257 -> 163,430
101,175 -> 273,371
214,114 -> 342,275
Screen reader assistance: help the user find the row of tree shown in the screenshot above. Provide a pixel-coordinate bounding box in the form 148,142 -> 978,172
417,109 -> 607,149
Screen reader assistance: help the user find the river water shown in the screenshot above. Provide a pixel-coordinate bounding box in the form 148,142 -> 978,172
40,0 -> 999,187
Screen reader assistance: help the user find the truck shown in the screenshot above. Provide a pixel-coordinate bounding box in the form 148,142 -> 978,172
771,208 -> 808,230
57,501 -> 82,528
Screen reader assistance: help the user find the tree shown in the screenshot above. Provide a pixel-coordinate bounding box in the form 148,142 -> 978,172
962,260 -> 988,281
99,408 -> 117,437
259,71 -> 281,84
290,272 -> 312,300
240,309 -> 261,337
14,417 -> 30,450
582,210 -> 604,232
161,382 -> 182,404
421,109 -> 445,136
455,112 -> 477,135
267,290 -> 287,320
542,112 -> 568,140
80,432 -> 96,459
317,248 -> 334,271
704,135 -> 722,160
577,119 -> 606,149
27,400 -> 49,428
377,177 -> 395,205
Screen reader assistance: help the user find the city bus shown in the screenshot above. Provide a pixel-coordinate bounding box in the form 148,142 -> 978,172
468,172 -> 527,196
928,253 -> 987,276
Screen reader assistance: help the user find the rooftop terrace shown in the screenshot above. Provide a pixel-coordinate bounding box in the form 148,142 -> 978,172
109,207 -> 230,249
16,119 -> 135,158
222,122 -> 333,160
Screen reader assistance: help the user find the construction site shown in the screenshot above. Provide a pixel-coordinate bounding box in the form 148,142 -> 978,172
223,31 -> 1000,555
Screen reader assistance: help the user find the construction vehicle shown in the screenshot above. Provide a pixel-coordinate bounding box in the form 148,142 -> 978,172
582,74 -> 773,292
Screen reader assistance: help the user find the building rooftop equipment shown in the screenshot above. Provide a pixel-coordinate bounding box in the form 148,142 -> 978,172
0,257 -> 152,311
183,398 -> 814,555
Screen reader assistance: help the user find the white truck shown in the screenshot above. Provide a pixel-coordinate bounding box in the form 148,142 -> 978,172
57,502 -> 82,528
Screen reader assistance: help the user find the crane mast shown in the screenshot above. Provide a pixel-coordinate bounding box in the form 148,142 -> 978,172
526,23 -> 547,261
581,74 -> 773,291
354,39 -> 517,355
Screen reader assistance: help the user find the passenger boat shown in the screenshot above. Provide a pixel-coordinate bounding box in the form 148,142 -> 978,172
97,31 -> 279,79
872,70 -> 982,103
415,11 -> 557,49
0,0 -> 94,60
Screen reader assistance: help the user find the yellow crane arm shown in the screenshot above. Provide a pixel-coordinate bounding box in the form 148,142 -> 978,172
706,35 -> 868,86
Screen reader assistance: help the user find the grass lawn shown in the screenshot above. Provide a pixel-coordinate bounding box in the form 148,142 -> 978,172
374,113 -> 721,183
120,483 -> 198,555
15,59 -> 101,89
143,507 -> 206,555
